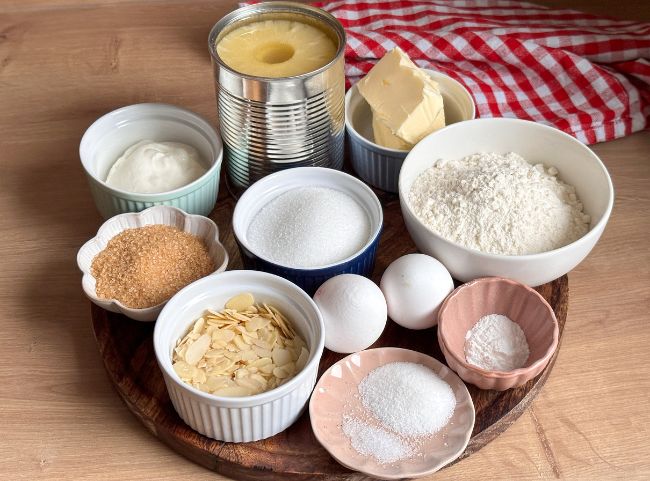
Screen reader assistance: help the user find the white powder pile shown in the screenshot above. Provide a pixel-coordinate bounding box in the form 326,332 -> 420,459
358,362 -> 456,437
464,314 -> 530,371
408,152 -> 591,255
342,416 -> 414,464
342,362 -> 456,465
247,187 -> 370,268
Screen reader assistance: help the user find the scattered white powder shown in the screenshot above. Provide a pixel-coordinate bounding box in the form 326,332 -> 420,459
358,362 -> 456,437
408,152 -> 591,255
247,187 -> 370,268
464,314 -> 530,371
342,416 -> 415,464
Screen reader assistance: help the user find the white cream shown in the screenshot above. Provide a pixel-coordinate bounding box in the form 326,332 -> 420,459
105,140 -> 207,194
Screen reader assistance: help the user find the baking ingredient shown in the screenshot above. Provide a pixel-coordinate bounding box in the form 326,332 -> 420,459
216,18 -> 337,78
172,294 -> 310,397
359,362 -> 455,436
105,140 -> 207,194
380,253 -> 454,329
408,152 -> 591,255
357,47 -> 445,149
313,274 -> 386,353
371,113 -> 412,150
247,187 -> 370,268
342,416 -> 414,464
91,225 -> 214,308
464,314 -> 529,371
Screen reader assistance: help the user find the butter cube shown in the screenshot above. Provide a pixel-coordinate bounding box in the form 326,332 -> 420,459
371,109 -> 413,150
357,47 -> 445,147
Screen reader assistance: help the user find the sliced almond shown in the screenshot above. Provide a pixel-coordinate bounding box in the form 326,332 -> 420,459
184,334 -> 211,366
172,295 -> 309,398
225,293 -> 255,311
272,348 -> 292,367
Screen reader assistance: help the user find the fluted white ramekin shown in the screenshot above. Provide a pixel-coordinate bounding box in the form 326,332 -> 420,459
77,205 -> 229,322
80,103 -> 223,218
153,270 -> 325,442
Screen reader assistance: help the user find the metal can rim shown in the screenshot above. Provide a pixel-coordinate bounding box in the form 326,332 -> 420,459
207,1 -> 346,83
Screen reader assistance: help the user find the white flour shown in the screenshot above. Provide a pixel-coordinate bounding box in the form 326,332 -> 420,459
408,152 -> 591,255
464,314 -> 529,371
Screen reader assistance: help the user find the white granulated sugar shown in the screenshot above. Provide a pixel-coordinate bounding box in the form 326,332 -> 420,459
358,362 -> 456,437
464,314 -> 530,371
408,152 -> 591,255
247,187 -> 370,268
342,416 -> 414,464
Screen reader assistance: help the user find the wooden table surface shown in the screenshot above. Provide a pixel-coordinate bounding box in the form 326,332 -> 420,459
1,1 -> 648,480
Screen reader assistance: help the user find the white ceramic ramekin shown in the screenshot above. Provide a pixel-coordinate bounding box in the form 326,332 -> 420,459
77,205 -> 229,322
346,70 -> 475,193
153,270 -> 325,442
80,103 -> 223,218
398,118 -> 614,286
232,167 -> 383,295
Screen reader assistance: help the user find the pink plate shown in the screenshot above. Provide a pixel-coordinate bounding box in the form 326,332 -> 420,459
309,347 -> 475,479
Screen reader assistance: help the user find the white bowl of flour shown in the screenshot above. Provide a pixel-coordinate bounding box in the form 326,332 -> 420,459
398,118 -> 614,286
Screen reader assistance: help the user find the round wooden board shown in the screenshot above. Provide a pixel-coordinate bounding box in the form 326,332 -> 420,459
92,189 -> 568,481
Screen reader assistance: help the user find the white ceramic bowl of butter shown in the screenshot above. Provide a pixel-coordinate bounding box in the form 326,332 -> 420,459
398,118 -> 614,286
80,103 -> 223,219
345,70 -> 475,193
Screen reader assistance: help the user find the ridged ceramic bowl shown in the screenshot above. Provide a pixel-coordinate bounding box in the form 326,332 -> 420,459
153,270 -> 325,442
346,70 -> 475,193
437,277 -> 559,391
398,118 -> 614,286
80,103 -> 223,219
77,205 -> 229,322
232,167 -> 383,295
309,347 -> 475,479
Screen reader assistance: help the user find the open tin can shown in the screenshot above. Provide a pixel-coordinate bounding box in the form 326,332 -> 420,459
208,2 -> 346,196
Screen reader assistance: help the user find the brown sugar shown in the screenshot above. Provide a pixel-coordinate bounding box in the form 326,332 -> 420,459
91,225 -> 215,308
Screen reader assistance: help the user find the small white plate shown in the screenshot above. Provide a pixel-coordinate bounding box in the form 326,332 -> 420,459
309,347 -> 475,479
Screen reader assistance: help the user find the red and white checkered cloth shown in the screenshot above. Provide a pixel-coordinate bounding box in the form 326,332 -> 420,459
243,1 -> 650,144
316,0 -> 650,144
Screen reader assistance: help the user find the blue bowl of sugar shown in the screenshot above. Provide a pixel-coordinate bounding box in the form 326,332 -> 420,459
232,167 -> 383,296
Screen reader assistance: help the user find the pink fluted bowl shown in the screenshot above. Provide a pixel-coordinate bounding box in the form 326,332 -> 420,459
437,277 -> 559,391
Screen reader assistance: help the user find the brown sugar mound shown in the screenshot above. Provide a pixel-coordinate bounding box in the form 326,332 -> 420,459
91,225 -> 215,308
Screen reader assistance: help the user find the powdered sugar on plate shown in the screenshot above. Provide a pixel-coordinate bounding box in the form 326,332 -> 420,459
342,361 -> 456,465
342,416 -> 415,464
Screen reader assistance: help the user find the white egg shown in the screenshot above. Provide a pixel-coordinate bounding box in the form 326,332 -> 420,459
313,274 -> 387,353
380,253 -> 454,330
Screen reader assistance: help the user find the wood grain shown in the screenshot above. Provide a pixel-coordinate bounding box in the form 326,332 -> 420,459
1,1 -> 649,481
90,189 -> 568,480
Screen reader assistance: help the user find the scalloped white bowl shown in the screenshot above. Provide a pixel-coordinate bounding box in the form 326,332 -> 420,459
77,205 -> 229,321
310,347 -> 475,479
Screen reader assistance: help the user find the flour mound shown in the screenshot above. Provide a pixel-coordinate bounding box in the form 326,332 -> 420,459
408,152 -> 591,256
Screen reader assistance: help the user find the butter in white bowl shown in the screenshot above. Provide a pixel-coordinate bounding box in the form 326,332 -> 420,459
356,47 -> 446,150
344,49 -> 475,193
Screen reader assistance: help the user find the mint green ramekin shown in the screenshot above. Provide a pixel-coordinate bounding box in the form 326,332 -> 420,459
80,103 -> 223,219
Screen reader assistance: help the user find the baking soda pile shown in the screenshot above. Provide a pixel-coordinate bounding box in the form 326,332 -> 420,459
409,152 -> 591,255
343,362 -> 456,464
247,187 -> 370,268
464,314 -> 530,371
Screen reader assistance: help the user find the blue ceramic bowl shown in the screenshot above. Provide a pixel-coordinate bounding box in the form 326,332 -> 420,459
232,167 -> 383,295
